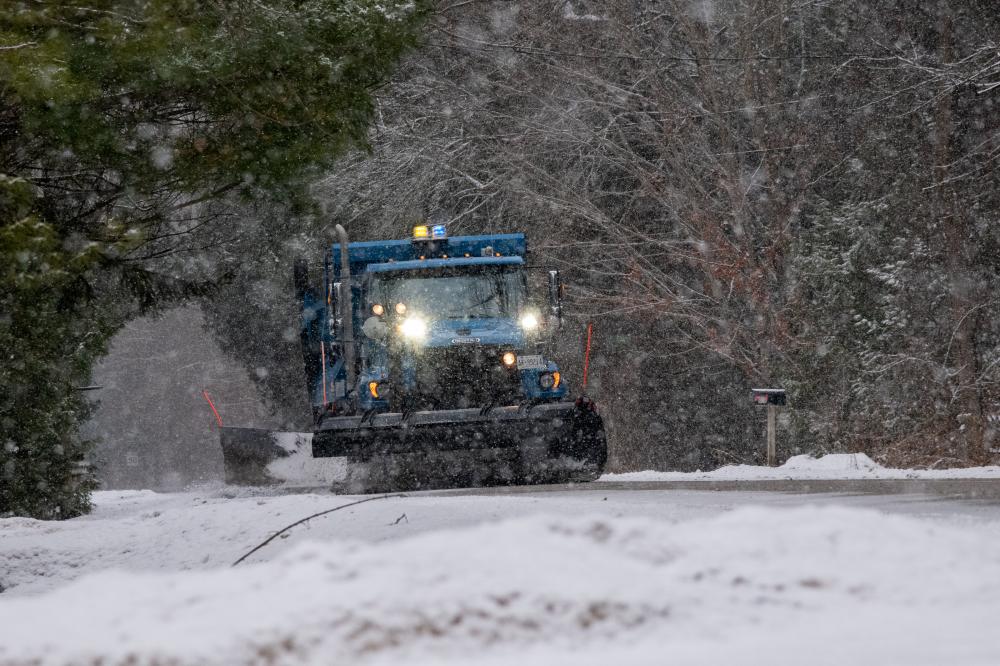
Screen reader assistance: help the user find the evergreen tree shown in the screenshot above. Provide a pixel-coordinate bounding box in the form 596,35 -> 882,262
1,0 -> 425,517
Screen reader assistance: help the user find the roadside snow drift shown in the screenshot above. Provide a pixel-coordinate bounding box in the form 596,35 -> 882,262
2,506 -> 999,666
601,452 -> 1000,481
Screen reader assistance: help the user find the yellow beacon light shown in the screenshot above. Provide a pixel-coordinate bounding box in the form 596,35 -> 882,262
412,225 -> 429,239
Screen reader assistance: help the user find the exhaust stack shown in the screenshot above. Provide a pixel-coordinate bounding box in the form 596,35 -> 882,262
334,224 -> 357,400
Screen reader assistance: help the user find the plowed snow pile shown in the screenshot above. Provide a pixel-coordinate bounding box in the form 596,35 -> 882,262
601,452 -> 1000,481
2,506 -> 998,666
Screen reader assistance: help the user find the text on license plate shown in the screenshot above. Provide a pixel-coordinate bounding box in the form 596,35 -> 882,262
516,354 -> 546,370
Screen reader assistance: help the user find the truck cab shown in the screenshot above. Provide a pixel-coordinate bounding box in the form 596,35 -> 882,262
305,226 -> 566,421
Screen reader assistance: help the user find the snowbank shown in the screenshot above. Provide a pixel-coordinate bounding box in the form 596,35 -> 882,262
601,452 -> 1000,482
2,506 -> 999,665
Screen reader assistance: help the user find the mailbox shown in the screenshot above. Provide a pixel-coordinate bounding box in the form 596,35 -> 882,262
752,388 -> 786,467
752,388 -> 786,406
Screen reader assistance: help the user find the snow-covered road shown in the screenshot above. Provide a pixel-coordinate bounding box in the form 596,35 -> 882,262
3,455 -> 1000,665
6,481 -> 1000,598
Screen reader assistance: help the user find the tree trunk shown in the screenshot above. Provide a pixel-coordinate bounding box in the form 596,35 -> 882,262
935,5 -> 985,462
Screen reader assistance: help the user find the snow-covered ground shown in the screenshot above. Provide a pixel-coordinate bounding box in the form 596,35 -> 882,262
4,457 -> 1000,665
601,452 -> 1000,481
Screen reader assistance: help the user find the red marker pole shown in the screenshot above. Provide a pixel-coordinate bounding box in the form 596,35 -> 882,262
202,390 -> 224,428
582,322 -> 593,391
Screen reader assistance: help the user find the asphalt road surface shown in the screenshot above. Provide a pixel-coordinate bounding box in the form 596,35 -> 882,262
432,478 -> 1000,526
450,477 -> 1000,499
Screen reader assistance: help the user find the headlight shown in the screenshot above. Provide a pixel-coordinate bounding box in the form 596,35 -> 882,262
399,316 -> 427,339
519,312 -> 540,330
539,371 -> 561,390
502,351 -> 517,367
395,302 -> 407,315
371,304 -> 385,316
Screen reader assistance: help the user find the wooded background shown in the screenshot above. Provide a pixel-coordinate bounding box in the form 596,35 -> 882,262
6,1 -> 999,506
205,0 -> 1000,472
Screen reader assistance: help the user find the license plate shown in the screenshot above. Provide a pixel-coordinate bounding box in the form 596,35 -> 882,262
516,354 -> 546,370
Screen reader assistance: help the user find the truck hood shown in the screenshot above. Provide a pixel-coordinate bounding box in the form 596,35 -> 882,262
423,318 -> 525,349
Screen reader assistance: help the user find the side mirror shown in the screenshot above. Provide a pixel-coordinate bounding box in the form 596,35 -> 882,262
547,270 -> 564,329
292,257 -> 310,304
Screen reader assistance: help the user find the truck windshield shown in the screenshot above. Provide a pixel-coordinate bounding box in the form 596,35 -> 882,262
371,266 -> 527,320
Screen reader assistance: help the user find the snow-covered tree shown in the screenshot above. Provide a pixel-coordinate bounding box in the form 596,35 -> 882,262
301,0 -> 999,467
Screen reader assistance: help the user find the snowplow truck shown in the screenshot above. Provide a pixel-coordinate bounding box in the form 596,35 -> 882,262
220,224 -> 607,492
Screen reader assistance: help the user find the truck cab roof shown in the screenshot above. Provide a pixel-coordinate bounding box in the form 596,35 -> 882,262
330,233 -> 526,273
366,255 -> 523,274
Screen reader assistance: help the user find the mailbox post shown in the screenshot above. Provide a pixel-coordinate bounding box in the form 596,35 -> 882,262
752,388 -> 786,466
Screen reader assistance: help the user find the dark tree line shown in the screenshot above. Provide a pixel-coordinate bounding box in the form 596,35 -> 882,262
205,0 -> 999,471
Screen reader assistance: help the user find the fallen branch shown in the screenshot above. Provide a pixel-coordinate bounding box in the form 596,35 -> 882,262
0,42 -> 38,51
232,494 -> 406,566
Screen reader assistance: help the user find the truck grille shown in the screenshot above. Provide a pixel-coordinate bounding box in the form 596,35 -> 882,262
405,346 -> 522,410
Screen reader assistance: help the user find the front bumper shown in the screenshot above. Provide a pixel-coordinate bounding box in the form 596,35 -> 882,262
312,401 -> 605,468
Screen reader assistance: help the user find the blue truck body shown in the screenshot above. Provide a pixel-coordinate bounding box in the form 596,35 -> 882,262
220,227 -> 606,491
302,232 -> 567,418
